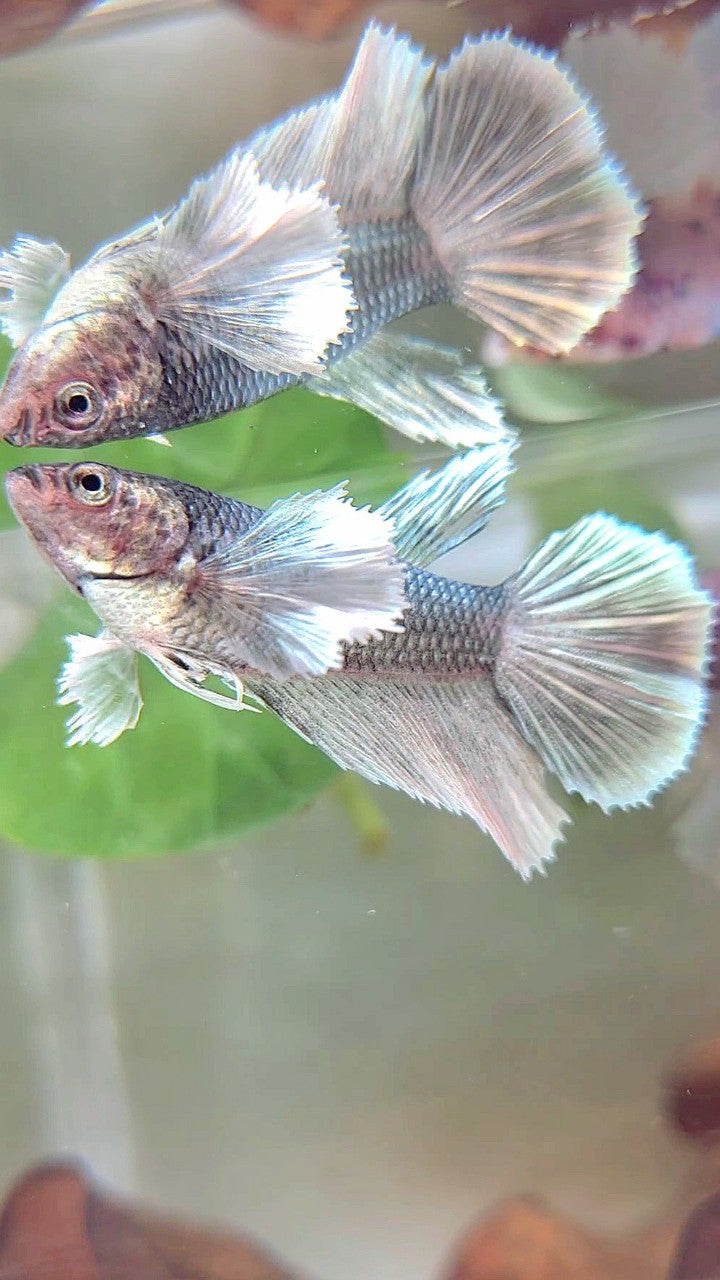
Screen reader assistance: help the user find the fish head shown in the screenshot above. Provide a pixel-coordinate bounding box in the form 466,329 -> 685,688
5,462 -> 190,593
0,298 -> 166,448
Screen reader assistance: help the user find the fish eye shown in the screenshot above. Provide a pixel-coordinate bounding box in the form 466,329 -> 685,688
55,381 -> 103,429
67,464 -> 113,506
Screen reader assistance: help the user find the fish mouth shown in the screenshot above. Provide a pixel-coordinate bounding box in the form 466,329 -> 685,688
4,464 -> 51,527
0,405 -> 35,446
13,462 -> 44,490
5,463 -> 45,495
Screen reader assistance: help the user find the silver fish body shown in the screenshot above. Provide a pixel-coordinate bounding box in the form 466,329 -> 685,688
5,449 -> 711,879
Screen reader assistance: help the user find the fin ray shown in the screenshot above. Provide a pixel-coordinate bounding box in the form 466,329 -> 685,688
197,485 -> 405,679
0,236 -> 71,347
411,35 -> 644,353
251,23 -> 432,219
57,631 -> 142,747
151,150 -> 354,375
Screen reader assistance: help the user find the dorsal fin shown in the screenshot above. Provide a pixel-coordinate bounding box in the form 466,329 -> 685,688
0,235 -> 71,346
251,23 -> 433,220
380,441 -> 515,568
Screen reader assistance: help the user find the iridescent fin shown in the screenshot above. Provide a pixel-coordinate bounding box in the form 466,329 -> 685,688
149,150 -> 354,375
251,23 -> 432,218
380,441 -> 515,568
196,485 -> 405,679
411,35 -> 644,353
57,631 -> 142,747
0,236 -> 71,346
494,514 -> 713,809
307,332 -> 512,449
250,673 -> 569,878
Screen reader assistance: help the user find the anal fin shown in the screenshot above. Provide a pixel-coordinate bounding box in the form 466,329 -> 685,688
307,330 -> 513,448
250,672 -> 568,878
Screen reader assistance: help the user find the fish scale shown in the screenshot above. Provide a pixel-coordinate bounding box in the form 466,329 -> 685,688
342,568 -> 505,676
148,485 -> 504,677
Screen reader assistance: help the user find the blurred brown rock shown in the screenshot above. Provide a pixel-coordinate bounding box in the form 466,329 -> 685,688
0,1162 -> 302,1280
668,1190 -> 720,1278
441,1196 -> 680,1280
0,1 -> 90,57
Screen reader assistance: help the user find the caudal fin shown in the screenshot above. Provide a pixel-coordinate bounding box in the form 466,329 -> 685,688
411,36 -> 644,354
493,514 -> 713,810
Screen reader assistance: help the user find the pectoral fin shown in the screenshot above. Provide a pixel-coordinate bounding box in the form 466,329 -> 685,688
139,150 -> 355,375
197,485 -> 406,679
57,631 -> 142,747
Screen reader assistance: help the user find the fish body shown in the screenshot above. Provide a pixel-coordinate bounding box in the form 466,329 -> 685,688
132,220 -> 445,432
0,24 -> 642,452
6,449 -> 711,878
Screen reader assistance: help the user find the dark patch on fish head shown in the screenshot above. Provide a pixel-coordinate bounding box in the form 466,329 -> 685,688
0,307 -> 164,447
5,462 -> 190,591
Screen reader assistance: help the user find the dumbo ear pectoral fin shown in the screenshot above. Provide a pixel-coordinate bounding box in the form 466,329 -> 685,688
147,149 -> 355,375
194,485 -> 407,679
57,631 -> 142,747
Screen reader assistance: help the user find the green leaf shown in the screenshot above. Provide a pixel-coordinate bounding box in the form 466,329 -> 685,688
0,595 -> 337,857
489,359 -> 639,426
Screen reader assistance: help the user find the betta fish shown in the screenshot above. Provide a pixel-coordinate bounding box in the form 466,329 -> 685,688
0,23 -> 642,453
5,445 -> 711,877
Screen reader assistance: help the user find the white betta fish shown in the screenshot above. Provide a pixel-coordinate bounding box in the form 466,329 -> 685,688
0,23 -> 641,452
5,445 -> 710,878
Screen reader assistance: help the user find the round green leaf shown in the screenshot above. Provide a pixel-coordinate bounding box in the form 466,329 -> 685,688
0,596 -> 337,857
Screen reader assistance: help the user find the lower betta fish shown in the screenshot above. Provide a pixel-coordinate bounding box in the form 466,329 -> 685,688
0,22 -> 642,453
5,446 -> 711,877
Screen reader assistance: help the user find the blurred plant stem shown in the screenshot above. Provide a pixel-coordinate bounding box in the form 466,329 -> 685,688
334,774 -> 389,857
